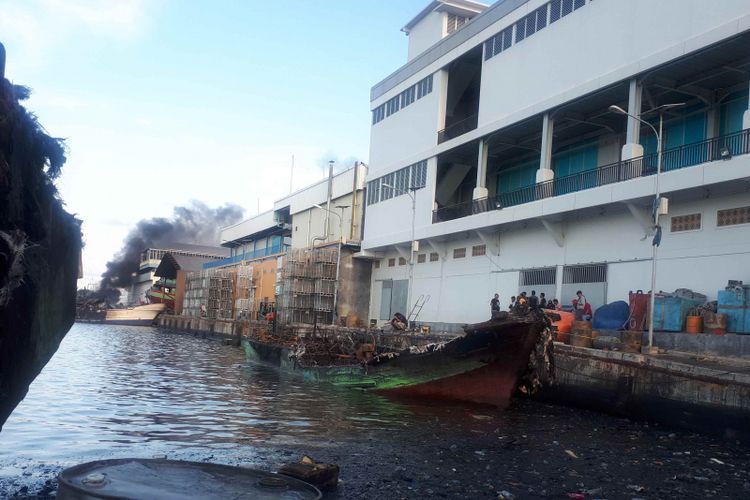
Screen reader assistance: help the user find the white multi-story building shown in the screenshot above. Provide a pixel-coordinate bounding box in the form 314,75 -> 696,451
362,0 -> 750,328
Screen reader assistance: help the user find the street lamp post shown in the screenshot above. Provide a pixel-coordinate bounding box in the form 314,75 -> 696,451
609,102 -> 685,353
382,183 -> 417,323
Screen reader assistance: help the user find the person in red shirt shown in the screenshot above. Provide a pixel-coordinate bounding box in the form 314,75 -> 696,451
572,290 -> 592,320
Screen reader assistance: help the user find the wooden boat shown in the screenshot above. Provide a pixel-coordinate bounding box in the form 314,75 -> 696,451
103,303 -> 166,326
243,310 -> 554,407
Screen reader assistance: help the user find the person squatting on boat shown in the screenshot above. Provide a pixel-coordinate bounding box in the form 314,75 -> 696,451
572,290 -> 592,320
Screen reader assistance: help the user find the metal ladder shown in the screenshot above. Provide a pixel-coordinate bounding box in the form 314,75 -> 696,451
408,294 -> 431,323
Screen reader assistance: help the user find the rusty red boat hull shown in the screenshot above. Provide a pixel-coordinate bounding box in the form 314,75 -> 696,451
370,315 -> 544,407
243,312 -> 549,408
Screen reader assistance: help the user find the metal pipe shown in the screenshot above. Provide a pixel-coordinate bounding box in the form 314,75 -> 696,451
332,241 -> 342,325
325,161 -> 334,241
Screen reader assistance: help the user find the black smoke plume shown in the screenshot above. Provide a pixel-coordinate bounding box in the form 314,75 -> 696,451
99,202 -> 244,301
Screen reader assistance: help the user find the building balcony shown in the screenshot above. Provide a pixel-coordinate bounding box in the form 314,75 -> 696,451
438,113 -> 478,144
203,244 -> 287,269
433,129 -> 750,223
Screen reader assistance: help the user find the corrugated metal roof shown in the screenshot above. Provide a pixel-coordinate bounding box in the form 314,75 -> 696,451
154,253 -> 225,278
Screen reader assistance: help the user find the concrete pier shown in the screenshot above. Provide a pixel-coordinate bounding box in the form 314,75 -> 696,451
545,343 -> 750,441
158,315 -> 256,344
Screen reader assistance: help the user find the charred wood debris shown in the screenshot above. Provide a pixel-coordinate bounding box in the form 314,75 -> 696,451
248,307 -> 557,395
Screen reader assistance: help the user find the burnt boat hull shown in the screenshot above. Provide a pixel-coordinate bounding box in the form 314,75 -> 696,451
243,313 -> 547,407
369,317 -> 543,407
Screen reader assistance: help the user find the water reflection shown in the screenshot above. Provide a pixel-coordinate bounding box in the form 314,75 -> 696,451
0,324 -> 414,466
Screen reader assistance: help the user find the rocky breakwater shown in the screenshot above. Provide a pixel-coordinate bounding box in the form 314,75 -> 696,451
0,43 -> 82,428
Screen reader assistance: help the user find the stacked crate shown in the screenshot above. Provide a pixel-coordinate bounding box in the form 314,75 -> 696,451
234,266 -> 255,320
183,265 -> 254,319
279,247 -> 338,325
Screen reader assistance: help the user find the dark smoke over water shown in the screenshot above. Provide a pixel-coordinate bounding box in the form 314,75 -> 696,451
98,202 -> 244,301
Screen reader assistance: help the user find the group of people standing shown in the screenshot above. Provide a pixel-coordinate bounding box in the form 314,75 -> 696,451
490,290 -> 591,319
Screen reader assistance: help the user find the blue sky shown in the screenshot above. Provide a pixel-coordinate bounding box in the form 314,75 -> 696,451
0,0 -> 430,283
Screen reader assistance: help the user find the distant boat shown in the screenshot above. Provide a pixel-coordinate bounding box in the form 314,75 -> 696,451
243,310 -> 554,408
103,303 -> 167,326
147,280 -> 175,310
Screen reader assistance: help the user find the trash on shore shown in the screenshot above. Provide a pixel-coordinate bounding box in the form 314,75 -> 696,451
279,455 -> 340,491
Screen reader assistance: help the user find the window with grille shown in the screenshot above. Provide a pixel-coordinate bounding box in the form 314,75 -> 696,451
519,267 -> 556,286
453,247 -> 466,259
395,167 -> 410,193
671,213 -> 701,232
486,27 -> 513,60
430,252 -> 439,262
551,0 -> 584,23
371,104 -> 385,125
516,6 -> 547,43
385,95 -> 400,117
412,161 -> 427,188
563,264 -> 607,284
416,75 -> 433,99
472,244 -> 486,256
381,173 -> 395,200
486,1 -> 585,62
446,14 -> 467,34
398,257 -> 407,266
717,206 -> 750,226
388,258 -> 396,267
367,160 -> 427,205
401,86 -> 415,108
366,179 -> 380,206
417,254 -> 426,264
374,260 -> 380,269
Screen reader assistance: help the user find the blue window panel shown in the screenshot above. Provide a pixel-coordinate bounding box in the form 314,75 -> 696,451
497,158 -> 537,193
720,89 -> 749,136
552,139 -> 599,194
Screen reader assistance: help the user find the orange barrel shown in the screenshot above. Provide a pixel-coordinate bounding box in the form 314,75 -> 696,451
571,320 -> 594,348
553,311 -> 575,333
685,315 -> 702,334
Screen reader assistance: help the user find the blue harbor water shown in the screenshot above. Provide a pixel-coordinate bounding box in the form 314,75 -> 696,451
1,324 -> 749,498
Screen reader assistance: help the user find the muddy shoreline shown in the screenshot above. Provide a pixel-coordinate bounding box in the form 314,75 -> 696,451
4,399 -> 750,499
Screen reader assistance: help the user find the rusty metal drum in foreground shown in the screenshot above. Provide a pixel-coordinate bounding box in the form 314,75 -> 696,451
57,458 -> 322,499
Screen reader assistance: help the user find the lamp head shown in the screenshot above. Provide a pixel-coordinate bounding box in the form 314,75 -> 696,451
608,105 -> 628,115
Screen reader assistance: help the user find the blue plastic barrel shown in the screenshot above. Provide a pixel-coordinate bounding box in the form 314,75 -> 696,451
718,288 -> 749,334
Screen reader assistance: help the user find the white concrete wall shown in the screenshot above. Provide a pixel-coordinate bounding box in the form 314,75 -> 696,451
478,0 -> 750,128
369,0 -> 750,181
221,165 -> 365,248
290,193 -> 357,248
363,157 -> 437,244
367,191 -> 750,325
220,210 -> 278,246
407,11 -> 446,61
369,73 -> 444,176
275,164 -> 365,216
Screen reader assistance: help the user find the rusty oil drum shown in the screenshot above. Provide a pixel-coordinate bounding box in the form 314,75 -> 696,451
57,458 -> 322,500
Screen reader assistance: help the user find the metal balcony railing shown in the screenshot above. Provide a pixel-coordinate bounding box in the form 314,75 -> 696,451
203,244 -> 287,269
432,128 -> 750,224
437,113 -> 479,144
